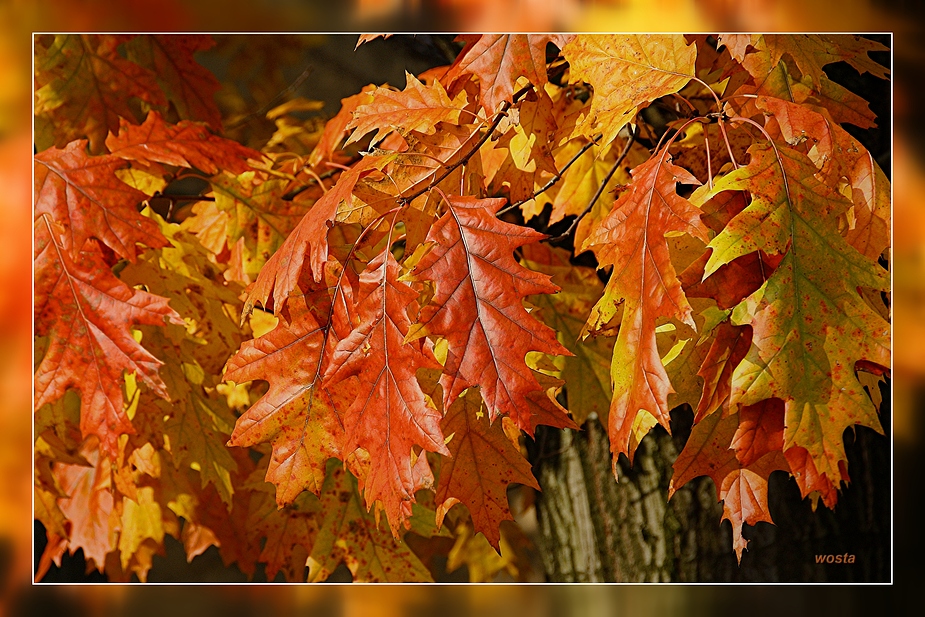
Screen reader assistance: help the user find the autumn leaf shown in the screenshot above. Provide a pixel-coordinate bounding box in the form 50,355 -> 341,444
446,34 -> 574,115
411,195 -> 571,433
583,147 -> 709,466
244,156 -> 385,315
307,466 -> 433,582
435,388 -> 539,549
669,408 -> 789,562
224,267 -> 349,505
42,444 -> 116,572
323,248 -> 449,531
247,482 -> 320,582
754,96 -> 890,260
123,35 -> 224,130
694,320 -> 752,421
106,111 -> 261,175
693,143 -> 890,486
34,140 -> 168,262
347,72 -> 469,146
34,34 -> 166,152
34,219 -> 182,456
562,35 -> 696,146
722,34 -> 889,90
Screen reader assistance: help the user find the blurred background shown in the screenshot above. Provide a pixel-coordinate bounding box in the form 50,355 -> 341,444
5,0 -> 922,613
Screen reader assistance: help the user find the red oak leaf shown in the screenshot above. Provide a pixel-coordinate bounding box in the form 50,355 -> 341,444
34,218 -> 182,456
243,156 -> 384,315
347,72 -> 468,146
412,196 -> 571,433
323,248 -> 449,532
106,111 -> 261,175
34,141 -> 168,262
446,34 -> 574,115
435,388 -> 540,549
669,408 -> 789,562
123,35 -> 223,130
583,147 -> 709,466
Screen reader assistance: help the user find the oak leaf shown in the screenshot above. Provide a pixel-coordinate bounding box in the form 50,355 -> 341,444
669,408 -> 789,562
562,35 -> 696,146
583,148 -> 709,465
722,34 -> 889,90
412,196 -> 571,433
435,388 -> 540,549
446,34 -> 574,115
323,248 -> 449,531
34,219 -> 182,456
347,72 -> 468,146
106,111 -> 261,175
224,266 -> 351,505
123,35 -> 223,131
307,466 -> 433,582
244,156 -> 385,315
693,144 -> 890,487
34,141 -> 168,262
34,35 -> 166,152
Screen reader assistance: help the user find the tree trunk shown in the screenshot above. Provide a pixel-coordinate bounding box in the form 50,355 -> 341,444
530,399 -> 890,583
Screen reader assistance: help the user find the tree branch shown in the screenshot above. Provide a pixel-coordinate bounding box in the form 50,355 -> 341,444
497,135 -> 602,216
553,127 -> 637,240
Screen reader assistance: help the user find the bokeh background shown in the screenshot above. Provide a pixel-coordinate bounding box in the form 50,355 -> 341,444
4,0 -> 922,613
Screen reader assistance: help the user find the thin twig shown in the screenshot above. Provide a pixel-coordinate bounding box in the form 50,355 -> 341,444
497,135 -> 601,216
397,84 -> 534,206
553,126 -> 637,240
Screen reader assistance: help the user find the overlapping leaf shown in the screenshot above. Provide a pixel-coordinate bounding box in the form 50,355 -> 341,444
224,265 -> 351,505
412,196 -> 571,432
435,388 -> 539,549
244,156 -> 385,315
307,466 -> 433,582
446,34 -> 574,115
106,111 -> 261,175
34,34 -> 166,152
324,248 -> 449,531
583,148 -> 709,466
34,141 -> 167,262
722,34 -> 889,90
692,144 -> 890,486
347,72 -> 468,145
123,35 -> 224,130
669,408 -> 789,562
34,219 -> 182,456
562,35 -> 696,145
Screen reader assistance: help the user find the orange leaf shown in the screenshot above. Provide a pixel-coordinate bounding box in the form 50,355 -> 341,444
435,388 -> 539,549
34,34 -> 166,152
412,196 -> 571,433
123,35 -> 223,130
34,141 -> 168,262
347,72 -> 468,146
244,156 -> 383,315
106,111 -> 261,175
670,408 -> 788,562
562,35 -> 696,146
446,34 -> 574,115
323,248 -> 449,532
225,267 -> 350,505
34,220 -> 182,456
583,148 -> 709,465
